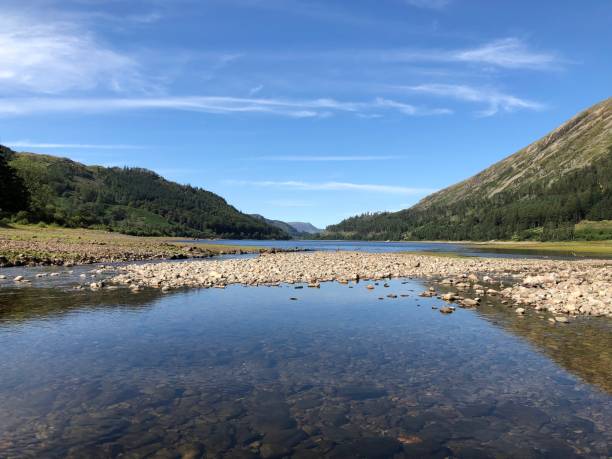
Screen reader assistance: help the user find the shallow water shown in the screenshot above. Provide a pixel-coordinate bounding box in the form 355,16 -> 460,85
189,239 -> 612,260
0,278 -> 610,458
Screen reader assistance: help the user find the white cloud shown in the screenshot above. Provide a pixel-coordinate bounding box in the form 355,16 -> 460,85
374,97 -> 453,115
6,141 -> 143,150
406,84 -> 545,116
0,13 -> 144,94
0,96 -> 450,118
227,180 -> 436,195
256,155 -> 402,161
454,38 -> 560,70
381,37 -> 561,71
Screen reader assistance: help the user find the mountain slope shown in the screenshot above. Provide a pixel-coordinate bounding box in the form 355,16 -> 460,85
249,216 -> 322,237
287,222 -> 323,234
326,98 -> 612,241
249,214 -> 302,237
4,149 -> 288,239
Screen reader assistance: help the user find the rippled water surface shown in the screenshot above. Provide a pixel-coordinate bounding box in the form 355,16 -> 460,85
0,278 -> 611,458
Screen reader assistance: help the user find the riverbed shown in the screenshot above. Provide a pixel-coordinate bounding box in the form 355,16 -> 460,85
0,261 -> 611,458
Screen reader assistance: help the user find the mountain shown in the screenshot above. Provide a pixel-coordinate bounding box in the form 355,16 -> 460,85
249,216 -> 322,237
287,222 -> 323,234
2,148 -> 289,240
249,214 -> 301,237
326,98 -> 612,241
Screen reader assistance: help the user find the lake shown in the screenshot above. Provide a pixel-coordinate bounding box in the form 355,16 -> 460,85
0,267 -> 610,458
189,239 -> 611,259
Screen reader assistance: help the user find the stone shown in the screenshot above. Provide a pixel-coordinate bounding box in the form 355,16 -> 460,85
107,251 -> 612,318
494,402 -> 550,429
515,308 -> 525,314
336,385 -> 387,400
259,443 -> 292,459
460,298 -> 479,307
328,437 -> 401,459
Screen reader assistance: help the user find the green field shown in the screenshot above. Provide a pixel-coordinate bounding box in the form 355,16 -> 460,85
574,220 -> 612,240
467,240 -> 612,256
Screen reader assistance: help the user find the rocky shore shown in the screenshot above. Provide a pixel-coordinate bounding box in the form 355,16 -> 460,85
111,251 -> 612,318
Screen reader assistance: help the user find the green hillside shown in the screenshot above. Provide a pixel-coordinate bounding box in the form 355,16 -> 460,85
1,148 -> 288,239
326,98 -> 612,241
249,214 -> 303,237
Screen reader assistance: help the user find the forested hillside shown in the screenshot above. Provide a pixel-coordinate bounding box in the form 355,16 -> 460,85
326,98 -> 612,241
1,148 -> 288,239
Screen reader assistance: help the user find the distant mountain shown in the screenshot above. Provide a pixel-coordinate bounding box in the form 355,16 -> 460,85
326,97 -> 612,241
287,222 -> 323,234
249,214 -> 301,237
249,216 -> 322,237
2,148 -> 288,239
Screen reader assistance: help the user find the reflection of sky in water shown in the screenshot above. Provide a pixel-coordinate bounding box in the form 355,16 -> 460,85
0,280 -> 610,458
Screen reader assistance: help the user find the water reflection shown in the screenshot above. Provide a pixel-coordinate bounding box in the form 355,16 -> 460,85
0,281 -> 610,458
473,298 -> 612,394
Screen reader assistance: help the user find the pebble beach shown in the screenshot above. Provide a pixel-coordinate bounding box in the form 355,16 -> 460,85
110,251 -> 612,318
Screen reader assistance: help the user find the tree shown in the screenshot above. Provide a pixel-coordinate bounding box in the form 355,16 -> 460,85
0,147 -> 30,216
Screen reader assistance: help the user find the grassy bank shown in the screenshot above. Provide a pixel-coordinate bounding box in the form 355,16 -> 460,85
0,224 -> 266,267
466,240 -> 612,256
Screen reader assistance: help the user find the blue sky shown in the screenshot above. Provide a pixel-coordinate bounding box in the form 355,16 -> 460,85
1,0 -> 610,228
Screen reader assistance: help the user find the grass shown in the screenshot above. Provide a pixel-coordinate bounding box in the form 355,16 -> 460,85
574,220 -> 612,240
467,240 -> 612,256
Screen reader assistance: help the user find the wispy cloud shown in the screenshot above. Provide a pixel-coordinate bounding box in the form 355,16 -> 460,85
256,155 -> 403,162
403,0 -> 452,10
374,97 -> 453,115
6,141 -> 144,150
0,96 -> 450,118
227,180 -> 436,195
0,13 -> 145,95
454,38 -> 561,70
405,84 -> 545,116
260,155 -> 397,162
127,12 -> 164,24
379,37 -> 561,71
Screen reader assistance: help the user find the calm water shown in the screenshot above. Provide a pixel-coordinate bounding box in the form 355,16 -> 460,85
190,239 -> 611,259
0,275 -> 610,458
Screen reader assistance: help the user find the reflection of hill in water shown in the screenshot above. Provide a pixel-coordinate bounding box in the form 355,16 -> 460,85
474,298 -> 612,394
0,287 -> 163,324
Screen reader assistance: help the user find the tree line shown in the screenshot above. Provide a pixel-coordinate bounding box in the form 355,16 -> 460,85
325,147 -> 612,241
0,147 -> 288,239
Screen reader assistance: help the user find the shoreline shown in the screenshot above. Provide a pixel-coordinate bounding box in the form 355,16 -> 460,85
0,225 -> 299,268
110,251 -> 612,318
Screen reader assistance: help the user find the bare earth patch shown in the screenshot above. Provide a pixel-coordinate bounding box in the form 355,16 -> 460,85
0,225 -> 269,267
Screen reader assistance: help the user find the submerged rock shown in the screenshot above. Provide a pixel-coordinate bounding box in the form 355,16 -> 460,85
108,251 -> 612,317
